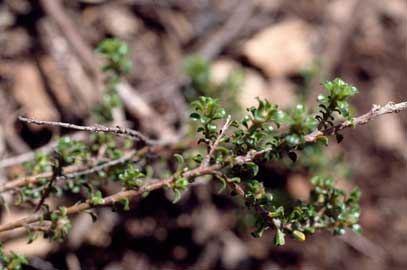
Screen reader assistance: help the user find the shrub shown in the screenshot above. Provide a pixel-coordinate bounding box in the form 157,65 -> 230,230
0,39 -> 405,269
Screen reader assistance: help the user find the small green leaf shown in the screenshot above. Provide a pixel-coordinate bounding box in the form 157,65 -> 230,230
215,176 -> 227,194
316,136 -> 329,146
251,225 -> 269,238
119,198 -> 130,211
174,154 -> 184,170
190,112 -> 201,121
230,177 -> 241,183
350,224 -> 362,234
246,162 -> 259,177
335,133 -> 344,144
90,191 -> 104,206
334,227 -> 346,236
172,189 -> 182,204
274,228 -> 285,246
292,230 -> 306,241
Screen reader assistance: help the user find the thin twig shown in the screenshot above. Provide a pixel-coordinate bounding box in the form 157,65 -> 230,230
201,115 -> 232,168
18,116 -> 159,145
304,101 -> 407,142
116,81 -> 182,144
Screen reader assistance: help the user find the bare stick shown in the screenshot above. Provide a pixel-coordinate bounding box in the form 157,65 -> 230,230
18,116 -> 159,145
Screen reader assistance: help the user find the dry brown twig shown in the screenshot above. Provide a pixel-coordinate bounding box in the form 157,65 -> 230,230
18,116 -> 160,146
0,100 -> 406,233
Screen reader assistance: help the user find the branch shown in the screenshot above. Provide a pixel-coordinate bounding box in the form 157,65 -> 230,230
0,163 -> 221,233
1,101 -> 406,233
0,150 -> 139,193
304,101 -> 407,142
18,116 -> 160,145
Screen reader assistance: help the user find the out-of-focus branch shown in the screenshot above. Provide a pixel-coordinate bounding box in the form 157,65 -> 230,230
39,0 -> 100,81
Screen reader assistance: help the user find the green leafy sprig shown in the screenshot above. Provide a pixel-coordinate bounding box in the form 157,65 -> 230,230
316,78 -> 358,131
94,38 -> 132,123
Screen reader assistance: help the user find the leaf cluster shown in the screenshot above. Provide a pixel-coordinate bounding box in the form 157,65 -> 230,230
316,78 -> 358,130
186,90 -> 361,245
0,245 -> 28,270
94,38 -> 131,123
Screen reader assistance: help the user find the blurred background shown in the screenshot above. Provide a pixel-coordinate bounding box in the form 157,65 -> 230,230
0,0 -> 406,269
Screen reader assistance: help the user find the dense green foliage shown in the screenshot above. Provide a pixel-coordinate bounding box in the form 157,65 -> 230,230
187,94 -> 360,244
0,39 -> 365,268
0,245 -> 28,270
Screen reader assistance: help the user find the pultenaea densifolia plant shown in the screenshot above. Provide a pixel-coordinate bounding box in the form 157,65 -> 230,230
0,39 -> 406,269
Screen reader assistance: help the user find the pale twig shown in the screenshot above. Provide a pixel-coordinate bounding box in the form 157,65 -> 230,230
304,101 -> 407,142
116,81 -> 182,144
201,115 -> 232,168
18,116 -> 159,145
0,101 -> 406,233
